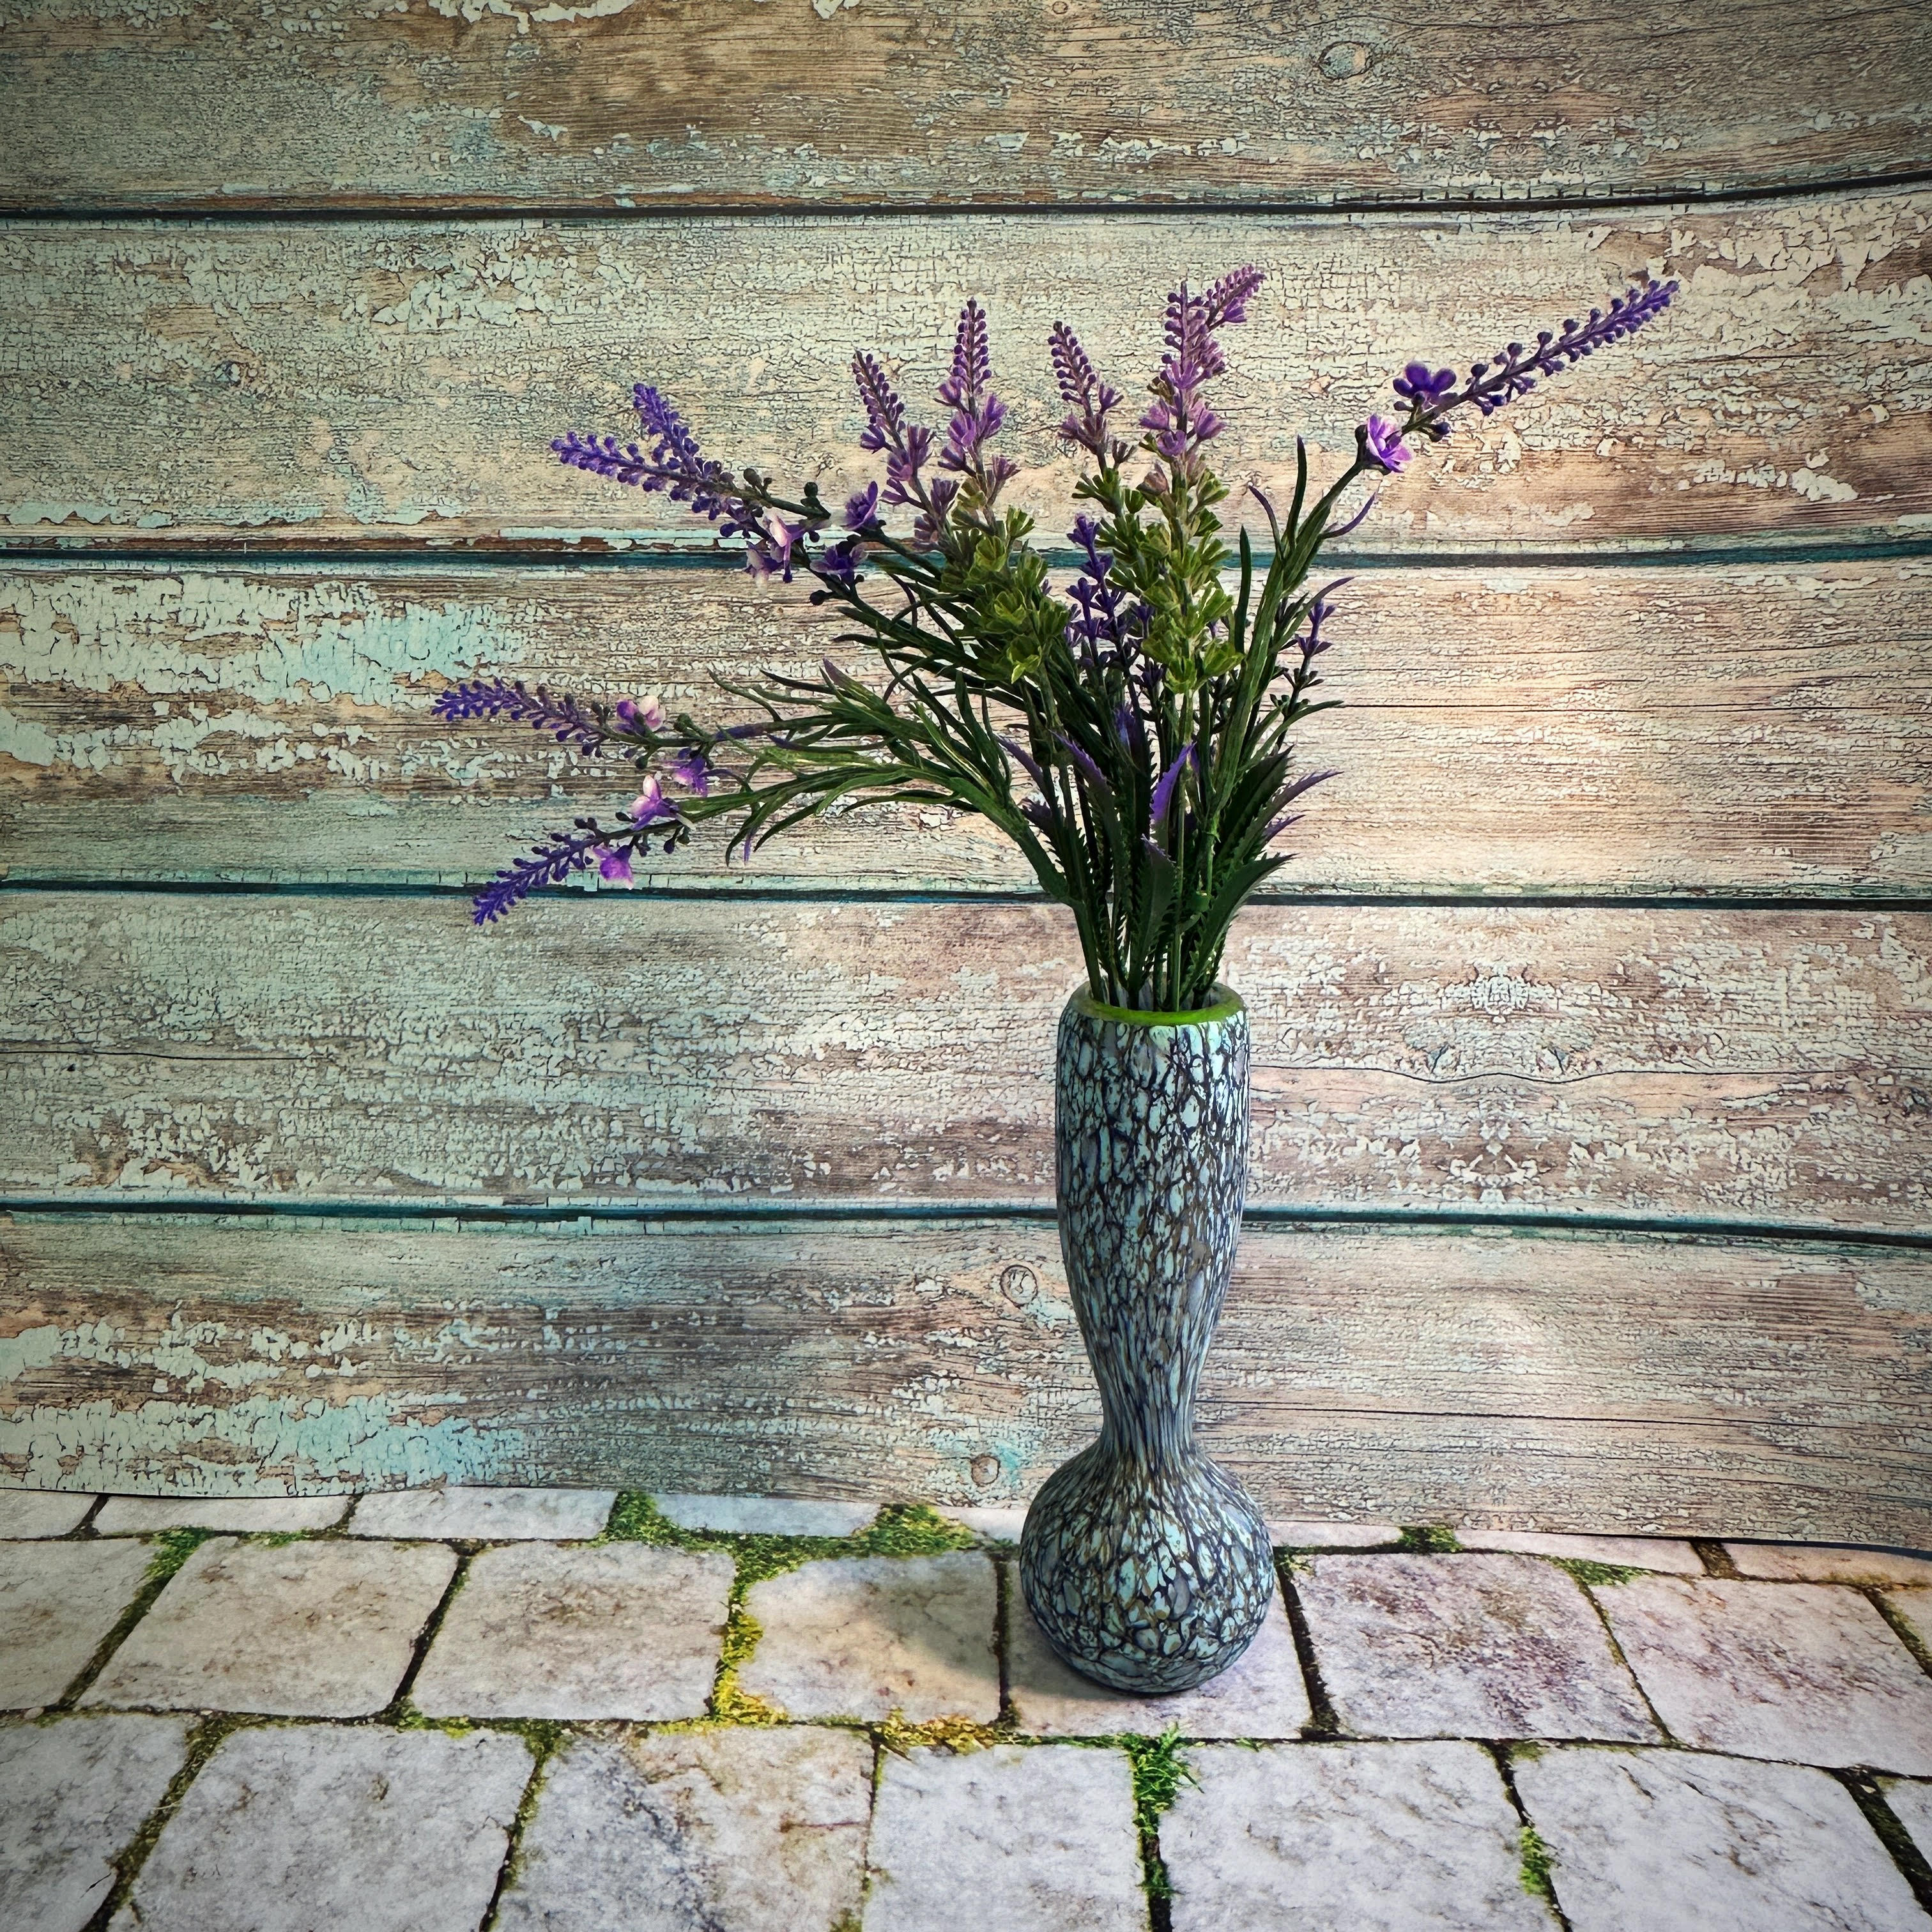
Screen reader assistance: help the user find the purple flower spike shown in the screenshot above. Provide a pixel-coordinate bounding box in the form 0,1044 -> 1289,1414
1201,264 -> 1265,330
1360,417 -> 1410,473
1142,267 -> 1264,482
1389,279 -> 1681,440
852,352 -> 907,454
433,678 -> 613,753
1048,321 -> 1123,460
595,845 -> 636,886
937,300 -> 992,413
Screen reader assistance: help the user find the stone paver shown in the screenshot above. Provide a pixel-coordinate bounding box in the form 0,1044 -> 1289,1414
1459,1530 -> 1705,1574
1296,1554 -> 1659,1742
1163,1740 -> 1555,1931
413,1542 -> 733,1721
1598,1576 -> 1932,1773
942,1505 -> 1027,1542
1271,1519 -> 1402,1548
739,1551 -> 1000,1722
654,1492 -> 878,1537
94,1495 -> 346,1536
1,1540 -> 151,1710
1724,1542 -> 1932,1588
1883,1779 -> 1932,1866
865,1744 -> 1143,1932
1008,1584 -> 1311,1738
1516,1746 -> 1929,1932
496,1726 -> 871,1932
349,1486 -> 615,1541
82,1537 -> 454,1717
0,1491 -> 95,1539
0,1715 -> 193,1932
112,1724 -> 530,1932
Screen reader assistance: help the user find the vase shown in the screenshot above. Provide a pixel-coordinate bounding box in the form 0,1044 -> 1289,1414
1018,984 -> 1276,1693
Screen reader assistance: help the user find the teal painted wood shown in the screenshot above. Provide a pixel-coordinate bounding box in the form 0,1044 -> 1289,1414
1020,988 -> 1277,1691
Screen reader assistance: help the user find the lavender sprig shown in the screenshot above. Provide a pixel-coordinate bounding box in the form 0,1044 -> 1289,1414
1363,279 -> 1680,473
1049,322 -> 1123,461
433,678 -> 615,753
471,822 -> 610,924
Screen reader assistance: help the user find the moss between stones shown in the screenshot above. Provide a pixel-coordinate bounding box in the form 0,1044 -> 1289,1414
877,1709 -> 1001,1756
601,1496 -> 977,1727
1114,1726 -> 1197,1901
1395,1525 -> 1463,1554
1517,1822 -> 1558,1904
1554,1558 -> 1644,1588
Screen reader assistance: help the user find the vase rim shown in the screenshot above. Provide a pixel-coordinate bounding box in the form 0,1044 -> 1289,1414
1070,984 -> 1244,1028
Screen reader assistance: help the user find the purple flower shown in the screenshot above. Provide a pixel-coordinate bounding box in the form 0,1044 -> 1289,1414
935,300 -> 1016,505
1048,321 -> 1123,460
1063,514 -> 1144,664
843,482 -> 879,530
595,845 -> 636,886
853,351 -> 937,512
615,694 -> 667,732
1360,416 -> 1410,473
1141,267 -> 1263,481
1393,362 -> 1457,408
670,748 -> 712,796
627,778 -> 675,825
816,537 -> 862,585
745,513 -> 804,583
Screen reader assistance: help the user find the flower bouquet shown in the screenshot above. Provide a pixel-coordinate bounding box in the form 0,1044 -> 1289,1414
440,267 -> 1676,1690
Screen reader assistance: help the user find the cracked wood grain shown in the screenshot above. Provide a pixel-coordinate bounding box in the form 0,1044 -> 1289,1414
4,557 -> 1928,894
3,192 -> 1928,555
1,1 -> 1927,213
4,894 -> 1927,1229
3,1213 -> 1926,1543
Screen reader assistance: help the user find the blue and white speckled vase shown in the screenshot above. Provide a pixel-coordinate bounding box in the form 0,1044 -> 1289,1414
1019,984 -> 1276,1693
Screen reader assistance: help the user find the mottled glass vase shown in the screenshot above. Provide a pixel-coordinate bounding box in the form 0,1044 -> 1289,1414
1019,985 -> 1276,1693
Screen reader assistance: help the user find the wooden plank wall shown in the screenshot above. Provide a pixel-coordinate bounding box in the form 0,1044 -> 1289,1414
1,3 -> 1928,1538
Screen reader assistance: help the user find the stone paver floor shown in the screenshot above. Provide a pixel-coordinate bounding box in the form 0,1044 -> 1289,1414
3,1491 -> 1931,1931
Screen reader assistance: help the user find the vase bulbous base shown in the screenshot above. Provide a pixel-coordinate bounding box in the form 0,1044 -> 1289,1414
1018,1443 -> 1276,1694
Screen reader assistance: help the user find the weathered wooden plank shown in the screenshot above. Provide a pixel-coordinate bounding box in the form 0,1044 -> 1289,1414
3,194 -> 1926,555
6,558 -> 1928,894
3,1 -> 1928,213
3,1213 -> 1925,1544
5,894 -> 1927,1229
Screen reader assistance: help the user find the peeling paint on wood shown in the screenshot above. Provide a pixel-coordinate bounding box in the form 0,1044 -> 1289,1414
4,558 -> 1929,894
3,894 -> 1927,1229
3,1213 -> 1925,1543
2,1 -> 1928,211
3,193 -> 1928,553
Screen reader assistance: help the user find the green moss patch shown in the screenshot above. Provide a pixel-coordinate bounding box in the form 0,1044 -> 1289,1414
1554,1558 -> 1644,1588
1396,1525 -> 1463,1554
1115,1726 -> 1198,1901
1518,1823 -> 1558,1904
